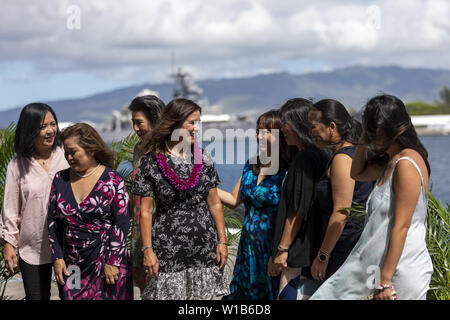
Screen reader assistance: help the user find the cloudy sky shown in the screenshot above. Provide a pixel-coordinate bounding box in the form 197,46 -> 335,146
0,0 -> 449,110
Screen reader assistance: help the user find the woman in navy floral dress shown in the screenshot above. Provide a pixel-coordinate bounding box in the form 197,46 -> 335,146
47,123 -> 133,300
218,110 -> 289,300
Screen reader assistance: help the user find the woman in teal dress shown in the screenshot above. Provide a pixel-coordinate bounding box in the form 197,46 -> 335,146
218,109 -> 290,299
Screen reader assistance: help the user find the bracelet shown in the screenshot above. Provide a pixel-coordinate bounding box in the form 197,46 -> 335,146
376,283 -> 394,290
141,245 -> 153,252
218,241 -> 228,246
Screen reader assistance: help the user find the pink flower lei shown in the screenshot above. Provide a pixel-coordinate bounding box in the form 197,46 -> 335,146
156,142 -> 203,190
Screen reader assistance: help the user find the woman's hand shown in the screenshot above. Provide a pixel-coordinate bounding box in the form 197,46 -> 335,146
371,281 -> 398,300
311,256 -> 328,281
269,252 -> 288,276
143,248 -> 159,278
216,243 -> 228,270
54,259 -> 69,286
103,264 -> 119,285
3,243 -> 18,274
267,255 -> 282,277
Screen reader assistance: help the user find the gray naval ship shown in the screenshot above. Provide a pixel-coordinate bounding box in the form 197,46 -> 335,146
99,66 -> 256,143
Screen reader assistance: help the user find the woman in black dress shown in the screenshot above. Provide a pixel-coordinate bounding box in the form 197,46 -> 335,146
131,98 -> 230,300
269,98 -> 329,299
303,99 -> 373,298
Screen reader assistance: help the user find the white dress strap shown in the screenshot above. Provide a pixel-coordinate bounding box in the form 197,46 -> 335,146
394,157 -> 427,201
394,156 -> 424,185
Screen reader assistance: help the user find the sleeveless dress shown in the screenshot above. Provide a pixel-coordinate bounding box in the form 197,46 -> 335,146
300,146 -> 373,285
310,157 -> 433,300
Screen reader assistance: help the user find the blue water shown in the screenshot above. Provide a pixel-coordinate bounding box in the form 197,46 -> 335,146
211,136 -> 450,205
420,136 -> 450,205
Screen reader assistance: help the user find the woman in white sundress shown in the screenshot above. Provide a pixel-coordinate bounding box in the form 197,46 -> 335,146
310,94 -> 433,300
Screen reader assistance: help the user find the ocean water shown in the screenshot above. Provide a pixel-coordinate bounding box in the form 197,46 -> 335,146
211,136 -> 450,205
119,136 -> 449,205
420,135 -> 450,205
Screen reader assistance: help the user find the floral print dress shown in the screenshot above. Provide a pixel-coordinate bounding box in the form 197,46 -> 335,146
131,149 -> 230,300
228,160 -> 286,300
47,167 -> 134,300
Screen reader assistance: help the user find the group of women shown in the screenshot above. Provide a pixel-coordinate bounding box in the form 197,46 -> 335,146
0,92 -> 433,300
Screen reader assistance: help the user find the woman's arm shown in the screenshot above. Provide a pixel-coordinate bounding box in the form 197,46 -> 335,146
374,160 -> 421,299
47,179 -> 69,285
103,175 -> 130,285
311,154 -> 355,281
217,176 -> 242,209
1,161 -> 21,274
350,131 -> 383,182
140,196 -> 159,278
278,215 -> 303,250
270,215 -> 303,275
207,187 -> 228,270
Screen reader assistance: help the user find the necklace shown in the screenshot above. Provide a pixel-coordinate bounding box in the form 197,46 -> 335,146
156,142 -> 203,190
35,150 -> 54,167
165,141 -> 184,158
73,163 -> 101,178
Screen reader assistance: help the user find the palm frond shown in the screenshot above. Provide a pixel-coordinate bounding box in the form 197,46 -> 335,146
0,123 -> 16,206
222,206 -> 243,276
345,202 -> 367,232
109,132 -> 139,170
425,193 -> 450,300
0,123 -> 19,299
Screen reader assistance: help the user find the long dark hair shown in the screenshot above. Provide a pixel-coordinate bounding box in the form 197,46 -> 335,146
14,103 -> 62,158
61,123 -> 115,168
128,95 -> 165,127
279,98 -> 315,150
143,98 -> 201,155
253,109 -> 290,175
362,94 -> 431,175
310,99 -> 362,146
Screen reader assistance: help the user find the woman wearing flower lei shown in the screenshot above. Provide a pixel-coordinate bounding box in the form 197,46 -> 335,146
131,98 -> 230,300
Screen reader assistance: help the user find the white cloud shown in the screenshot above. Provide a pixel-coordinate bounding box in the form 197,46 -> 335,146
0,0 -> 448,82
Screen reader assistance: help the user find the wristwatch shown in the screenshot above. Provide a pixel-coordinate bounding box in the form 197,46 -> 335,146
277,244 -> 289,253
318,249 -> 330,263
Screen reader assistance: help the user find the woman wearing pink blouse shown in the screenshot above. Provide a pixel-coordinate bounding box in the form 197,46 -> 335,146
0,103 -> 69,300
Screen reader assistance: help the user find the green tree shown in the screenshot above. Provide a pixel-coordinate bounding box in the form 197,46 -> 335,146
437,87 -> 450,114
405,87 -> 450,115
405,101 -> 443,116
